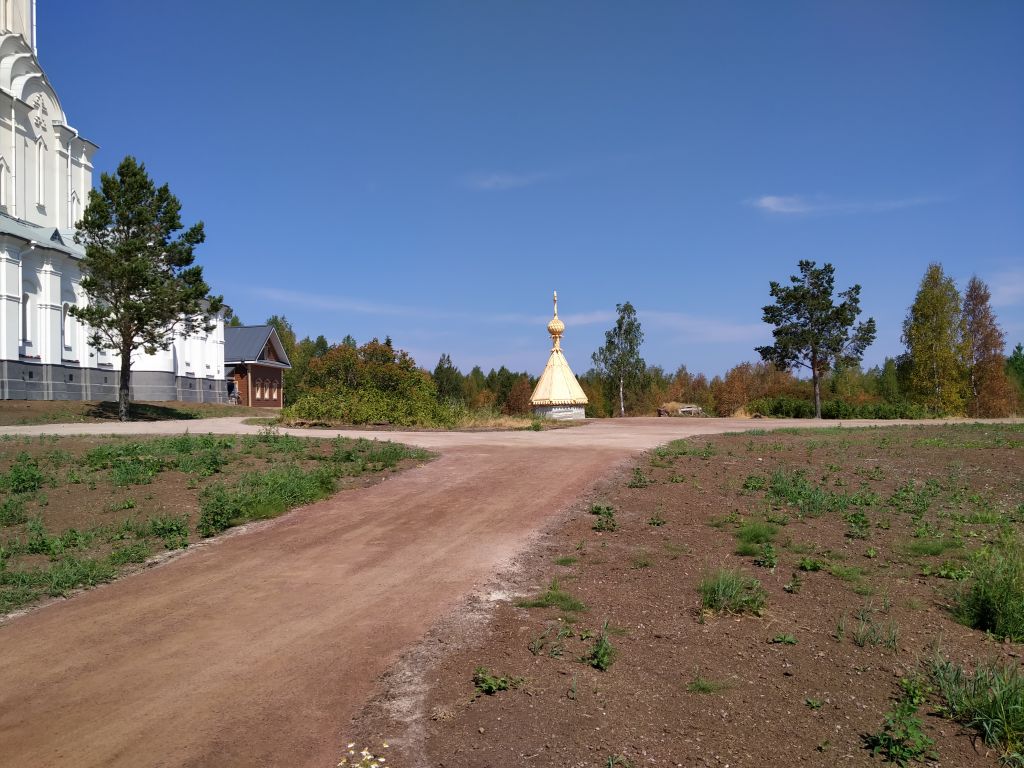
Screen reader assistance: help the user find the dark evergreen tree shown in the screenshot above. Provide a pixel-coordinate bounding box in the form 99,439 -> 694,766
432,353 -> 465,403
756,261 -> 876,419
71,156 -> 221,421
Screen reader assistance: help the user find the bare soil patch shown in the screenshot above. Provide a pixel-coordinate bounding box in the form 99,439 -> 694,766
352,423 -> 1024,768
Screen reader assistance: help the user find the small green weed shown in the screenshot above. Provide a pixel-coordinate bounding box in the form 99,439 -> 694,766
472,667 -> 522,695
581,621 -> 617,671
590,504 -> 618,533
863,700 -> 935,766
627,467 -> 651,488
753,543 -> 778,570
687,672 -> 728,694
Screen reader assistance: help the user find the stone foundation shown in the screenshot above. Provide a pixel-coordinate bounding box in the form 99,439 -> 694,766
1,360 -> 228,403
532,404 -> 586,421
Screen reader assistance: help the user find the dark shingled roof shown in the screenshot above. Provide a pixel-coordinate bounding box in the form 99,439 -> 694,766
224,325 -> 291,368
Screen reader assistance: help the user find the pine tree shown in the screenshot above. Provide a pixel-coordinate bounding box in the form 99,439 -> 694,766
1008,343 -> 1024,396
432,353 -> 465,403
71,156 -> 221,421
901,263 -> 969,414
962,277 -> 1012,417
756,261 -> 876,419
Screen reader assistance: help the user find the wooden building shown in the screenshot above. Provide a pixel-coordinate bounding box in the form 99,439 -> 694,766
224,325 -> 292,408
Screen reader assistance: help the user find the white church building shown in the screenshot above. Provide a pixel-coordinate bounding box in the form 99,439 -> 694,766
0,1 -> 227,402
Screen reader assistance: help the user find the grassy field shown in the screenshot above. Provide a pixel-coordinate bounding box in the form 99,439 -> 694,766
0,429 -> 432,615
353,422 -> 1024,768
0,399 -> 274,426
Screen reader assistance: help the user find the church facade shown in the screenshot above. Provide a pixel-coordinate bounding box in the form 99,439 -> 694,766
0,1 -> 228,402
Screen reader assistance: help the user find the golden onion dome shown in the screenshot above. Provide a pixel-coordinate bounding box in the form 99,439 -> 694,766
547,291 -> 565,339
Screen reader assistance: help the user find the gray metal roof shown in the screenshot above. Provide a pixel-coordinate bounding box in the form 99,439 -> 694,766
0,211 -> 85,257
224,325 -> 291,368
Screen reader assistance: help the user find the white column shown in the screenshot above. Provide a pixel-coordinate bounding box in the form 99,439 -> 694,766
0,237 -> 19,360
37,250 -> 60,365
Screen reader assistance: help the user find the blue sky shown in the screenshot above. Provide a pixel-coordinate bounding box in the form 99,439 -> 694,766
40,1 -> 1023,376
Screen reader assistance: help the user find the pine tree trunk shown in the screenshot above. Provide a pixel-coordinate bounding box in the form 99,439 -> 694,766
118,352 -> 132,422
619,377 -> 625,418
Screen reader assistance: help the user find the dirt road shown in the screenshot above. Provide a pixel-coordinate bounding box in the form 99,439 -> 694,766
0,417 -> 999,767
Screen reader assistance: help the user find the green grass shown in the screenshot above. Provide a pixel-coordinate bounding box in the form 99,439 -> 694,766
517,579 -> 586,612
953,534 -> 1024,641
764,469 -> 850,518
735,520 -> 779,546
699,568 -> 767,616
929,656 -> 1024,762
554,556 -> 578,567
197,465 -> 337,536
631,549 -> 653,569
687,673 -> 728,694
0,433 -> 432,614
903,538 -> 961,558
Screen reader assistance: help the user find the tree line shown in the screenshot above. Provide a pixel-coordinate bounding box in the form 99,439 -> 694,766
580,261 -> 1019,419
260,260 -> 1020,421
67,158 -> 1018,422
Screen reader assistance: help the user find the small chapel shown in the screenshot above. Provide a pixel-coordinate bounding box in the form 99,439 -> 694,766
529,291 -> 589,420
0,2 -> 230,402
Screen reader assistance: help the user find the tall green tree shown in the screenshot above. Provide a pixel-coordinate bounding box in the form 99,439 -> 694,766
962,277 -> 1012,417
71,156 -> 221,421
432,353 -> 464,403
265,315 -> 297,358
901,263 -> 969,414
592,301 -> 645,417
756,261 -> 876,418
1008,343 -> 1024,398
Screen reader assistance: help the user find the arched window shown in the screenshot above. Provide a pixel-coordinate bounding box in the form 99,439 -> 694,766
35,138 -> 45,207
270,380 -> 278,401
255,379 -> 264,400
70,191 -> 80,227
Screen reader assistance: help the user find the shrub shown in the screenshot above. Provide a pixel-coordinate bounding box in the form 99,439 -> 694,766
954,534 -> 1024,641
699,569 -> 767,616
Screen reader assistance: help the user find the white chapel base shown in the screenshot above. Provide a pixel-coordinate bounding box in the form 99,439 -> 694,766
533,405 -> 585,420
